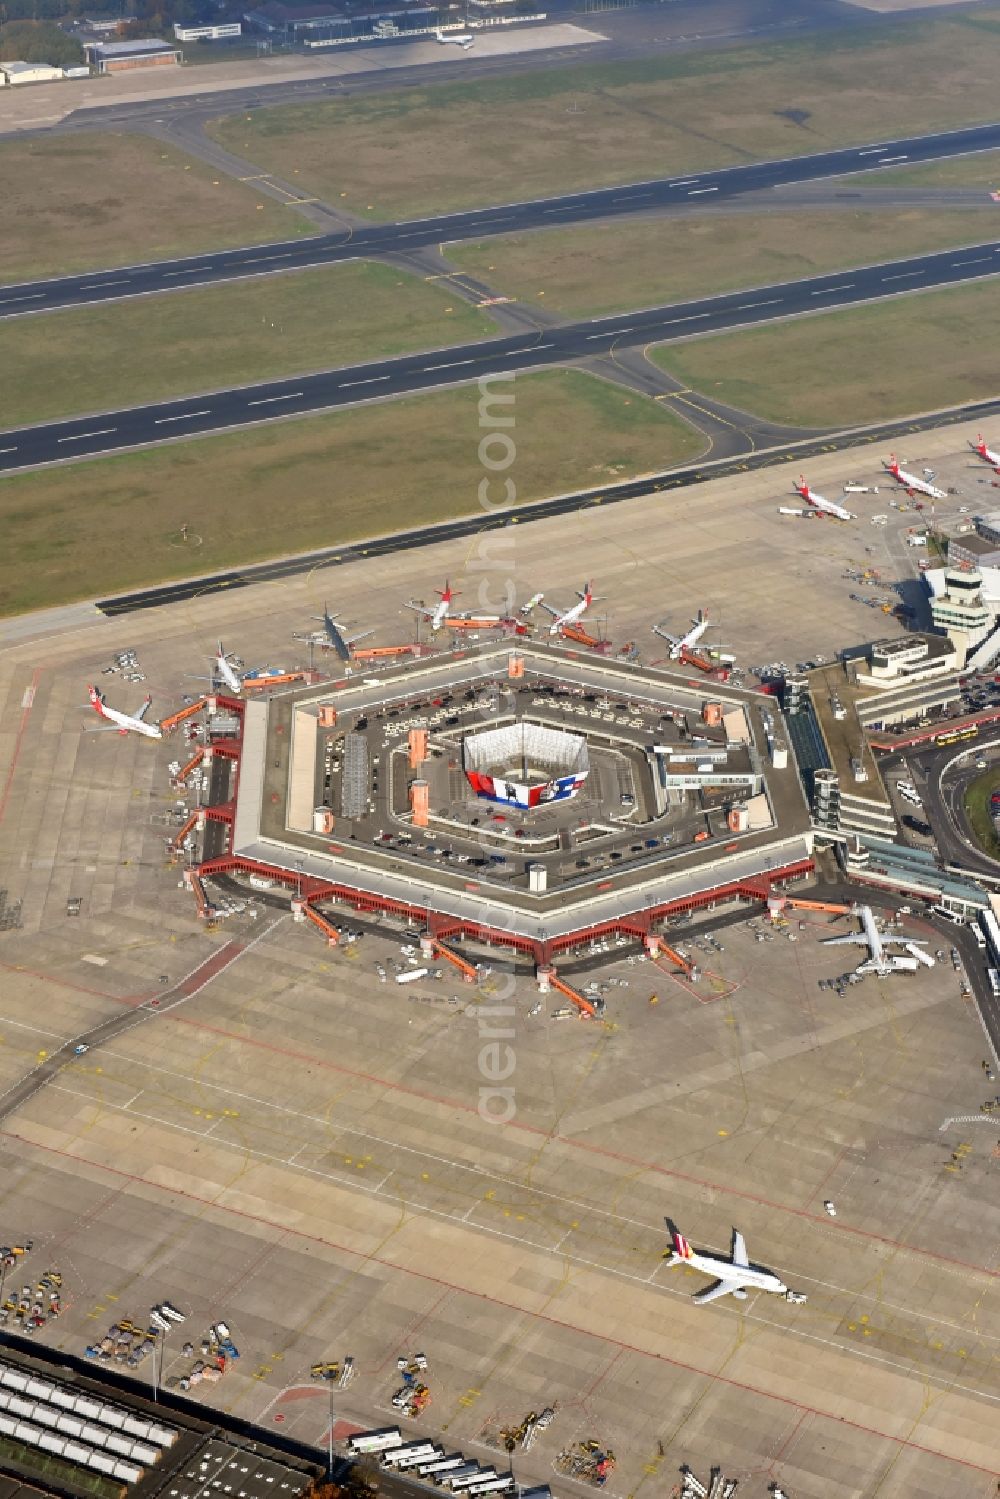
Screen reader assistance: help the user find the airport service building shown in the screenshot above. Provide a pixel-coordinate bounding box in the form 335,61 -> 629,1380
189,643 -> 815,965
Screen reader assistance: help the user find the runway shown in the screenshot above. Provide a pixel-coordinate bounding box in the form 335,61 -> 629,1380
3,237 -> 1000,476
3,122 -> 1000,318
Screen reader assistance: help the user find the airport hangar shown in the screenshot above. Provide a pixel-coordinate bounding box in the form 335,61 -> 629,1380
182,640 -> 816,968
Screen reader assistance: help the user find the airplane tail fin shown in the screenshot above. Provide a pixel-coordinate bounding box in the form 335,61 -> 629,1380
670,1225 -> 693,1259
88,685 -> 103,713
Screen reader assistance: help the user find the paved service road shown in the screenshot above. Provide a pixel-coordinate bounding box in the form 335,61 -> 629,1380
4,238 -> 1000,474
3,123 -> 1000,318
0,940 -> 250,1126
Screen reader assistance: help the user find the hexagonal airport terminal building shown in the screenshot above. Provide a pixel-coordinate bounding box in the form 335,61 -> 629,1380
191,642 -> 814,965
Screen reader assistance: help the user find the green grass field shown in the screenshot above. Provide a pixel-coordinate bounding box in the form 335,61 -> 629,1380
448,206 -> 1000,320
207,6 -> 1000,220
651,282 -> 1000,429
853,151 -> 1000,191
0,133 -> 317,282
963,769 -> 1000,859
0,263 -> 496,427
0,372 -> 701,616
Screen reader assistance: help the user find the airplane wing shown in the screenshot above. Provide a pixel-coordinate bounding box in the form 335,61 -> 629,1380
693,1280 -> 736,1305
406,601 -> 435,619
731,1230 -> 749,1269
822,933 -> 868,947
137,698 -> 151,722
537,601 -> 561,619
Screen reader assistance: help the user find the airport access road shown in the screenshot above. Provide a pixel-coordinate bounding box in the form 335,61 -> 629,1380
3,122 -> 1000,318
3,237 -> 1000,475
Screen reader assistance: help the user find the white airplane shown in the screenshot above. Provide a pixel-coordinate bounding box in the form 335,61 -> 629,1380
87,685 -> 162,740
540,582 -> 598,635
794,476 -> 855,522
822,904 -> 932,977
883,455 -> 946,501
295,606 -> 373,663
435,26 -> 473,46
214,642 -> 243,694
653,609 -> 727,660
408,581 -> 459,633
972,434 -> 1000,470
663,1223 -> 787,1305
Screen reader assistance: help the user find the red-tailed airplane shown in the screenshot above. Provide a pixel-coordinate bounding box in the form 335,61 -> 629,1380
883,454 -> 945,501
973,434 -> 1000,470
87,685 -> 162,740
794,477 -> 854,522
663,1223 -> 788,1305
539,582 -> 598,635
408,581 -> 459,633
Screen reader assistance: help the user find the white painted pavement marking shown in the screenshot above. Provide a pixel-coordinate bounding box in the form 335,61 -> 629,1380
337,376 -> 391,388
154,410 -> 213,425
80,279 -> 131,290
736,299 -> 782,309
0,293 -> 44,306
39,1072 -> 1000,1405
810,283 -> 855,295
247,391 -> 305,406
881,271 -> 925,282
57,428 -> 117,444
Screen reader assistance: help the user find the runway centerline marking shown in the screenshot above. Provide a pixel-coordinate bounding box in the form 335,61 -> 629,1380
247,392 -> 305,406
57,428 -> 117,444
154,410 -> 212,425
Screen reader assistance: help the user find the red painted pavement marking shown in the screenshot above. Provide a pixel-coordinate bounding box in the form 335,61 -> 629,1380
1,950 -> 994,1282
6,1130 -> 996,1480
175,941 -> 245,997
